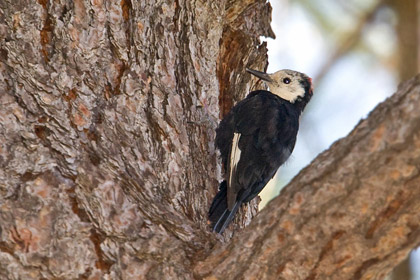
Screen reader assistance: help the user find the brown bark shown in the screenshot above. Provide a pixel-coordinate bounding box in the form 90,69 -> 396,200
1,0 -> 420,279
0,0 -> 271,279
381,1 -> 419,277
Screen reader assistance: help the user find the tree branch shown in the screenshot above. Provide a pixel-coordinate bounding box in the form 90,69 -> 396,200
195,76 -> 420,279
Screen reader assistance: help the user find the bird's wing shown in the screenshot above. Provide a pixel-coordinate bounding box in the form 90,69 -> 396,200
226,131 -> 242,209
226,93 -> 299,209
215,110 -> 235,173
215,91 -> 262,172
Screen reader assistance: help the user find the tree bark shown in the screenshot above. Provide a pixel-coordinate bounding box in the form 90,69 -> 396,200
0,0 -> 271,279
1,0 -> 420,279
385,1 -> 419,278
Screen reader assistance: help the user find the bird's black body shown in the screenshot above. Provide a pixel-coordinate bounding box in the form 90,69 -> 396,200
209,78 -> 312,233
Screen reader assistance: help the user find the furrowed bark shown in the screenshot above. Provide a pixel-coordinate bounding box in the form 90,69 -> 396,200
0,0 -> 271,279
195,76 -> 420,279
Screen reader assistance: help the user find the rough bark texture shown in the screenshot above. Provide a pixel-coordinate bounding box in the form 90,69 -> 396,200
0,0 -> 271,279
2,0 -> 420,279
195,76 -> 420,279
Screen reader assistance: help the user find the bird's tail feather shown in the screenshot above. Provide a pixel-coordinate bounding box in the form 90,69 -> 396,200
214,201 -> 241,234
209,181 -> 241,233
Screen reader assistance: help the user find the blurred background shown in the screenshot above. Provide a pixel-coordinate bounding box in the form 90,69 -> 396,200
258,0 -> 419,279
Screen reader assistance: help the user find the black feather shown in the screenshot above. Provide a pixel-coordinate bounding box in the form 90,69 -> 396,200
209,89 -> 311,233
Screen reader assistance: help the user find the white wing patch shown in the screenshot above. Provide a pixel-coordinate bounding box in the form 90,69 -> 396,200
229,132 -> 242,188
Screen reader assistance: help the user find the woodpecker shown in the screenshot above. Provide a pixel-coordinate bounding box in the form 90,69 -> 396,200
209,68 -> 313,234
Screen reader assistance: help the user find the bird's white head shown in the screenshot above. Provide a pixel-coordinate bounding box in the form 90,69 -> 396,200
246,68 -> 313,104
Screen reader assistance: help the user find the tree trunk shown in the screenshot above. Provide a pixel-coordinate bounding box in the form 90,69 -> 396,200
1,0 -> 420,280
0,0 -> 272,278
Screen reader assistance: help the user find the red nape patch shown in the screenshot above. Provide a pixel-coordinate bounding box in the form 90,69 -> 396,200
308,77 -> 314,94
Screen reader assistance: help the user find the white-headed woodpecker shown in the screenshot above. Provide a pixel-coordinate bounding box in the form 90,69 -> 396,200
209,68 -> 313,234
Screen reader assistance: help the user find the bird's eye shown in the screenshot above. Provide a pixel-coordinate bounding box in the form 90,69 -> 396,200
283,78 -> 291,84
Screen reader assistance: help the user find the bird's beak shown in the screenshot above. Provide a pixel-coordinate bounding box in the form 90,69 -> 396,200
246,68 -> 273,83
